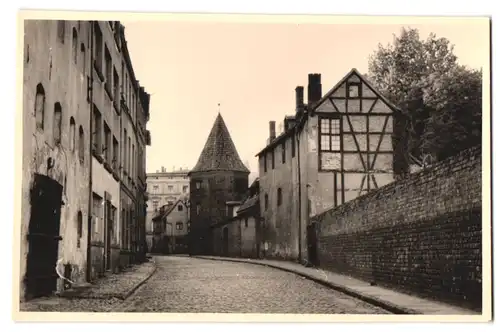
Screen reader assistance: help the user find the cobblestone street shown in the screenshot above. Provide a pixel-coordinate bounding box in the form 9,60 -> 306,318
112,256 -> 390,314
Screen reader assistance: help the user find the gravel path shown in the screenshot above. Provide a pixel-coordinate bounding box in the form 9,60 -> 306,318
113,256 -> 391,314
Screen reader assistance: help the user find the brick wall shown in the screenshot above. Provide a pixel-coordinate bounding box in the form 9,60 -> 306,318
313,146 -> 482,311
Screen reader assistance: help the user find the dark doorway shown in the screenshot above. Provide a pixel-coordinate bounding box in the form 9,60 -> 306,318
24,173 -> 63,300
222,227 -> 229,256
306,222 -> 319,267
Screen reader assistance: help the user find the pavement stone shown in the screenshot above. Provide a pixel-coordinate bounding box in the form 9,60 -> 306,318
19,260 -> 157,312
193,255 -> 480,315
111,256 -> 391,314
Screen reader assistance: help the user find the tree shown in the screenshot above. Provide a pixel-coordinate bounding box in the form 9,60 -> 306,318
368,27 -> 482,173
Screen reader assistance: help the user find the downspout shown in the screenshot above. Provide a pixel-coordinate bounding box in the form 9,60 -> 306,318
295,125 -> 302,263
86,20 -> 95,282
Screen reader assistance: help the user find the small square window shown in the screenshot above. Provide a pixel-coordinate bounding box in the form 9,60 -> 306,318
348,83 -> 361,98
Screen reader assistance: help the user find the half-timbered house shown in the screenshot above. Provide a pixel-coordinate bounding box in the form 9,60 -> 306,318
256,68 -> 400,263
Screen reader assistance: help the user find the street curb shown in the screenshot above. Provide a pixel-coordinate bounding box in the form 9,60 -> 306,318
55,260 -> 158,301
193,256 -> 420,315
118,258 -> 158,300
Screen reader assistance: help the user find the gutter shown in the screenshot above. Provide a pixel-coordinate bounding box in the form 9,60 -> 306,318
85,21 -> 95,282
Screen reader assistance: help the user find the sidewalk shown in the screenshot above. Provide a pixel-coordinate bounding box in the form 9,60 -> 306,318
193,255 -> 479,315
19,260 -> 157,312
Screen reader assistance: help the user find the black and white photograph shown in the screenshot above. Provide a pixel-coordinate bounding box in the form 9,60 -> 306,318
11,7 -> 492,323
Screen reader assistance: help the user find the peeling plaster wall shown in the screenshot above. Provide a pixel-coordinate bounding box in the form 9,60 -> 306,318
20,20 -> 92,299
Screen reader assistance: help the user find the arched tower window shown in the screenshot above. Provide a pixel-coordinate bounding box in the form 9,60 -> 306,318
77,211 -> 83,248
277,188 -> 282,206
72,28 -> 78,64
78,126 -> 85,164
35,83 -> 45,130
69,117 -> 76,152
53,102 -> 62,145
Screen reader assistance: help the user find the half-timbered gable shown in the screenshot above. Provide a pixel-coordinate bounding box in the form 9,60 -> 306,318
311,68 -> 397,205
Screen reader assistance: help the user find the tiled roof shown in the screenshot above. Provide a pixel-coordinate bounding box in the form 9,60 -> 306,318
237,195 -> 259,214
190,113 -> 250,174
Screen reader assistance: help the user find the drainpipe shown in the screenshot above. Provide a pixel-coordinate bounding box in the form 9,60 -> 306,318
295,125 -> 302,263
86,21 -> 95,283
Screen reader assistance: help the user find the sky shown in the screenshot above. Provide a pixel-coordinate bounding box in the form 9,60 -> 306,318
120,16 -> 489,180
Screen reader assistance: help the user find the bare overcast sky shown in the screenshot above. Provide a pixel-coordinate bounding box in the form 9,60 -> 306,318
121,16 -> 489,178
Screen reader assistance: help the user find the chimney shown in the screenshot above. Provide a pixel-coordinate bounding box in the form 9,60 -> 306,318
269,121 -> 276,141
295,86 -> 304,112
308,73 -> 322,105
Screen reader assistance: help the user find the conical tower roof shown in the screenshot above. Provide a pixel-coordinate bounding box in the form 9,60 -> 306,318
190,113 -> 250,174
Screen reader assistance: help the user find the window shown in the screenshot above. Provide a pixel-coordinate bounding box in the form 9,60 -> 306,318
176,222 -> 183,230
104,122 -> 111,163
123,129 -> 127,172
94,22 -> 103,74
320,117 -> 341,151
152,185 -> 159,194
196,204 -> 201,215
112,136 -> 119,170
92,105 -> 102,154
128,137 -> 131,173
121,208 -> 126,248
78,126 -> 85,164
80,43 -> 86,73
195,181 -> 201,189
281,142 -> 286,164
69,117 -> 76,152
92,193 -> 103,235
177,205 -> 183,211
57,21 -> 65,43
72,28 -> 78,64
168,185 -> 173,192
152,200 -> 158,212
271,150 -> 275,169
35,83 -> 45,129
277,188 -> 282,206
110,205 -> 116,245
245,218 -> 248,228
348,82 -> 361,98
263,154 -> 267,173
104,45 -> 112,95
182,185 -> 188,193
53,103 -> 62,145
132,144 -> 135,178
76,211 -> 83,248
264,194 -> 269,210
113,67 -> 119,103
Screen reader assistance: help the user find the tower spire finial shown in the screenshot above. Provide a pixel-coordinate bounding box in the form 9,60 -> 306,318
218,102 -> 221,114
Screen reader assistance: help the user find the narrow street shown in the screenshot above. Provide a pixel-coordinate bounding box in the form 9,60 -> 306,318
112,256 -> 390,314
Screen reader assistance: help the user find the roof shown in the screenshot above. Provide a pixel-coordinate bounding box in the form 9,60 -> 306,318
255,68 -> 401,157
152,199 -> 187,221
312,68 -> 402,113
236,195 -> 259,214
189,113 -> 250,174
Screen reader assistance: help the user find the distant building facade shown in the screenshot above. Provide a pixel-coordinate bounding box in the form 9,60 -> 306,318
255,69 -> 398,263
151,199 -> 189,254
20,20 -> 150,301
211,178 -> 261,258
188,113 -> 250,255
145,167 -> 190,251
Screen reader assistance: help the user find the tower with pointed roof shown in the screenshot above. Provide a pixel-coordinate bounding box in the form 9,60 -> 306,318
188,113 -> 250,255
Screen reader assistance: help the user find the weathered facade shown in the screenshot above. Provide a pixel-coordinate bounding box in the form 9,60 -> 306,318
21,20 -> 92,301
211,179 -> 262,258
151,199 -> 189,253
20,20 -> 150,301
256,69 -> 399,263
188,113 -> 249,255
145,168 -> 190,251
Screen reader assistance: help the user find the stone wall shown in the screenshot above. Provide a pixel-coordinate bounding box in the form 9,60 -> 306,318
313,146 -> 482,310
